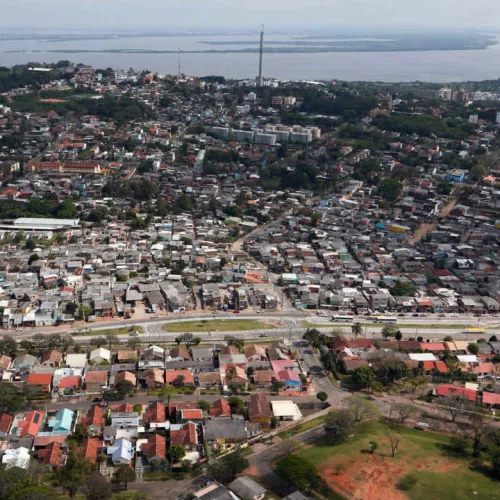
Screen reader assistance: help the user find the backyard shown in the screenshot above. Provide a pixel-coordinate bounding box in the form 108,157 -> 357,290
161,319 -> 275,333
297,420 -> 499,500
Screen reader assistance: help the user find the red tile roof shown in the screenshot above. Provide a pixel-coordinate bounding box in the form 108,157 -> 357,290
181,409 -> 203,420
170,422 -> 198,447
141,433 -> 166,461
85,371 -> 108,384
437,384 -> 477,402
80,438 -> 103,464
0,355 -> 12,370
420,342 -> 446,351
0,413 -> 13,433
41,350 -> 63,364
34,435 -> 67,447
482,392 -> 500,406
19,410 -> 45,437
111,403 -> 135,413
165,369 -> 194,385
209,399 -> 231,417
168,402 -> 199,420
248,393 -> 271,419
38,441 -> 63,467
58,376 -> 82,389
85,405 -> 105,427
27,373 -> 53,387
144,402 -> 166,424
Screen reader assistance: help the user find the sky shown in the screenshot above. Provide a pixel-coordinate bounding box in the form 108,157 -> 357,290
2,0 -> 500,31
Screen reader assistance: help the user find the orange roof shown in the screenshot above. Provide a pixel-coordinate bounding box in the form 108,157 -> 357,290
111,403 -> 135,413
27,373 -> 53,386
41,350 -> 62,364
209,399 -> 231,417
165,369 -> 194,385
482,392 -> 500,405
115,371 -> 137,386
141,433 -> 166,461
85,371 -> 108,384
168,401 -> 199,419
58,376 -> 82,389
0,413 -> 13,433
144,402 -> 166,424
170,422 -> 198,447
181,409 -> 203,420
85,405 -> 105,427
80,438 -> 103,464
19,410 -> 45,437
38,441 -> 63,467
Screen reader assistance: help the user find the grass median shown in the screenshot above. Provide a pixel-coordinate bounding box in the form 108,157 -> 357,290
161,319 -> 275,333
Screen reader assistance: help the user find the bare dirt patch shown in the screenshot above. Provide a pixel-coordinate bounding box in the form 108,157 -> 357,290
319,453 -> 459,500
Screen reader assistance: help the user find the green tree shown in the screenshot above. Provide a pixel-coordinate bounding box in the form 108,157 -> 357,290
275,455 -> 319,492
72,422 -> 88,444
78,305 -> 92,321
0,337 -> 18,358
83,471 -> 112,500
344,396 -> 379,422
324,409 -> 355,444
351,322 -> 363,339
469,164 -> 487,181
113,465 -> 136,491
392,402 -> 417,424
378,178 -> 402,202
228,396 -> 244,413
316,392 -> 328,402
105,332 -> 119,350
0,382 -> 25,413
390,281 -> 417,297
55,452 -> 91,497
352,365 -> 375,391
198,400 -> 211,411
468,343 -> 479,355
395,330 -> 403,341
90,337 -> 107,349
167,445 -> 186,465
382,326 -> 398,339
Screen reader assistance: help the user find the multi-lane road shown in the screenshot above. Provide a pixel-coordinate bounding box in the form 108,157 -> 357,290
3,310 -> 499,345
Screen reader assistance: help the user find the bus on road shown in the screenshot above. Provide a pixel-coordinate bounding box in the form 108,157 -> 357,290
373,316 -> 398,324
463,327 -> 485,334
331,315 -> 354,323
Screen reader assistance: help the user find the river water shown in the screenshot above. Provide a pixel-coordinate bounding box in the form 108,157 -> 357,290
2,33 -> 500,82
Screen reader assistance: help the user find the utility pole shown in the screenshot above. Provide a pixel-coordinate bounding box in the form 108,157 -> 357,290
177,49 -> 181,80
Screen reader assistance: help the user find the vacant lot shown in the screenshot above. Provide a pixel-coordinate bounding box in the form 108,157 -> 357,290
161,319 -> 275,333
74,326 -> 144,336
298,421 -> 499,500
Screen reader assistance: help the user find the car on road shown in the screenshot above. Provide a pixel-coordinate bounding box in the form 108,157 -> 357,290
259,333 -> 268,337
92,398 -> 102,403
124,314 -> 131,319
233,310 -> 240,313
15,328 -> 24,332
397,313 -> 405,317
151,315 -> 158,318
438,313 -> 446,317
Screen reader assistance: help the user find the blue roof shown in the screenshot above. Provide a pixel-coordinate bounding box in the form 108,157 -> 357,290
48,408 -> 73,432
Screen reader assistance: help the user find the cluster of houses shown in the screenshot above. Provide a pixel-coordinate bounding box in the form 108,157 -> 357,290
0,341 -> 310,396
0,391 -> 303,474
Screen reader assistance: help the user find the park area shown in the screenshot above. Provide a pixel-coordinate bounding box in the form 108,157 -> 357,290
161,319 -> 275,333
296,420 -> 499,500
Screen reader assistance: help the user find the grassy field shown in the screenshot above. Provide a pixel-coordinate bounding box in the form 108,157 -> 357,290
278,414 -> 328,439
298,420 -> 499,500
73,326 -> 144,336
161,319 -> 275,333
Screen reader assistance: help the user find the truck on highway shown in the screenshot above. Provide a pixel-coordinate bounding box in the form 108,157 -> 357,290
463,327 -> 485,334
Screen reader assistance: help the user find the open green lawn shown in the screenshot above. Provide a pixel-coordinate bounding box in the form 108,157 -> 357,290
298,421 -> 500,500
161,319 -> 275,333
73,326 -> 144,336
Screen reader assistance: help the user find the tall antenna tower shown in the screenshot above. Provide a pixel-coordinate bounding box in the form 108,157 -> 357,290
257,24 -> 264,86
177,48 -> 181,80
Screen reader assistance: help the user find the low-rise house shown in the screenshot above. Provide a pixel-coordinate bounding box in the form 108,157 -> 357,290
58,375 -> 82,394
0,354 -> 12,371
0,413 -> 13,434
191,348 -> 213,362
27,373 -> 52,393
40,350 -> 63,368
169,347 -> 191,361
141,433 -> 166,463
18,410 -> 45,437
80,438 -> 103,464
84,405 -> 105,436
111,412 -> 139,429
252,370 -> 274,387
114,370 -> 137,387
209,399 -> 231,418
107,437 -> 134,465
116,350 -> 137,363
2,447 -> 30,469
65,353 -> 87,369
144,368 -> 165,389
89,347 -> 111,365
165,369 -> 195,386
271,400 -> 302,421
143,402 -> 166,425
248,393 -> 272,424
197,372 -> 221,388
170,421 -> 199,451
47,408 -> 74,433
244,345 -> 267,362
14,353 -> 38,371
84,371 -> 108,392
437,384 -> 477,402
37,441 -> 64,469
229,476 -> 266,500
142,345 -> 165,361
204,419 -> 261,451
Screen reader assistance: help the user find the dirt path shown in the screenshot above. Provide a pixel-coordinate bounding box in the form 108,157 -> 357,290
409,198 -> 457,243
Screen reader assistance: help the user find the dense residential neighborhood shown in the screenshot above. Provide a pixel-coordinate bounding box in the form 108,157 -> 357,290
3,61 -> 500,499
